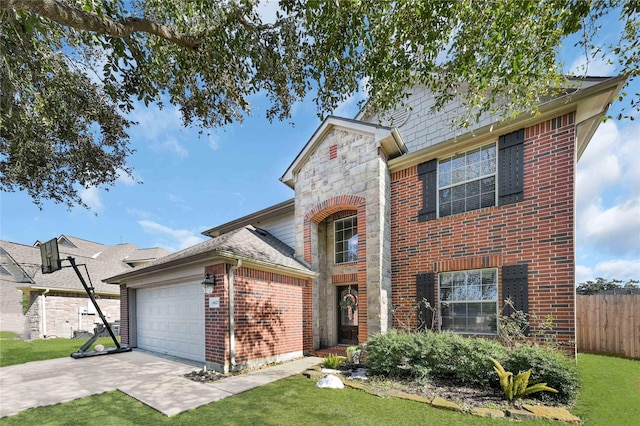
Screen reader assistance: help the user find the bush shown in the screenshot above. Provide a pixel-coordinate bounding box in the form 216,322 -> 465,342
365,331 -> 579,404
322,354 -> 347,370
365,330 -> 417,378
503,344 -> 580,403
366,331 -> 507,386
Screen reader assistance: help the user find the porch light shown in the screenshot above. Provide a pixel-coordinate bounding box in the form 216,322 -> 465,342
202,273 -> 216,294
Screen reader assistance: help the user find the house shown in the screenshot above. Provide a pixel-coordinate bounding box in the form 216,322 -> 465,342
107,76 -> 625,372
0,235 -> 168,339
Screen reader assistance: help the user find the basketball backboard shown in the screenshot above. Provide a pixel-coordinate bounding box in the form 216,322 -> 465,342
40,238 -> 62,274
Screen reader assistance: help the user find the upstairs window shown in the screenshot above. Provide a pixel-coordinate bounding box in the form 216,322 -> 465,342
418,128 -> 525,222
438,143 -> 496,217
335,216 -> 358,263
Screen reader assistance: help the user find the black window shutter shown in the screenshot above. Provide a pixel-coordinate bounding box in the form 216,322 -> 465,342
501,264 -> 529,335
498,129 -> 525,206
416,272 -> 436,331
418,159 -> 437,222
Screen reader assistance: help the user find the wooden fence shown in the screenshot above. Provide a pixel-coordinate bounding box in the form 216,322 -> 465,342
576,294 -> 640,359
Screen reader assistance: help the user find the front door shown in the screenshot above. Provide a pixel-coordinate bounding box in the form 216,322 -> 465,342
337,285 -> 358,345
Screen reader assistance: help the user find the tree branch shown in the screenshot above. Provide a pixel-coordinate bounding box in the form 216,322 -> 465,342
3,0 -> 203,48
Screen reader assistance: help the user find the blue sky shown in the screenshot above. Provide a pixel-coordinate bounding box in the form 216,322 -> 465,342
1,6 -> 638,284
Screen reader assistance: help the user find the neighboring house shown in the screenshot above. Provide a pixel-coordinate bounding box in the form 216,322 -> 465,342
107,76 -> 625,372
0,235 -> 168,339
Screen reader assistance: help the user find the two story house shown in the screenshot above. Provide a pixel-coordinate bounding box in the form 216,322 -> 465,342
107,76 -> 625,372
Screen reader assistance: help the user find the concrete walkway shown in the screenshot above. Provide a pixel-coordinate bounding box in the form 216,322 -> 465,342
0,351 -> 323,418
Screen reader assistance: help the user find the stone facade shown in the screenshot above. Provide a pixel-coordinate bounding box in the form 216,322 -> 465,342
25,291 -> 120,339
293,127 -> 392,348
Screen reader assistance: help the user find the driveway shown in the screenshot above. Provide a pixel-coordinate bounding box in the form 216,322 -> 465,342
0,350 -> 322,418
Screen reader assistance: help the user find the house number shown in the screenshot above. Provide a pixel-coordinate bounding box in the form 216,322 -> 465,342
209,297 -> 220,308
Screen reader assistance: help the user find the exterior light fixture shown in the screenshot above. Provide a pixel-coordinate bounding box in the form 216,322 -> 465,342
202,272 -> 216,294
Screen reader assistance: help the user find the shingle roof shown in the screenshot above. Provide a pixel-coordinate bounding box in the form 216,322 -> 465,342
106,226 -> 313,283
0,237 -> 169,295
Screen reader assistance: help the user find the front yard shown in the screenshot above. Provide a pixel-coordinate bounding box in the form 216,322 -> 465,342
0,332 -> 638,425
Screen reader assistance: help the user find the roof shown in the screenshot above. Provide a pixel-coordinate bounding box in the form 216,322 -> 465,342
385,75 -> 627,172
106,225 -> 315,283
1,236 -> 168,295
202,198 -> 295,238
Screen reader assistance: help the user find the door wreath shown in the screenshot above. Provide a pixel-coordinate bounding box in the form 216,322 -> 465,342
339,291 -> 358,320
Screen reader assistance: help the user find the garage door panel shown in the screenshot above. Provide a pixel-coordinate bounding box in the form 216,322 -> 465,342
137,282 -> 205,362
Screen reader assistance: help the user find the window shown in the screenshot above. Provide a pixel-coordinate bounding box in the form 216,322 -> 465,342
418,128 -> 525,222
335,216 -> 358,263
438,143 -> 496,217
439,268 -> 498,334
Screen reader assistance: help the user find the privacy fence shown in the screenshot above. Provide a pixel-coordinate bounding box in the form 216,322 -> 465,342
576,294 -> 639,359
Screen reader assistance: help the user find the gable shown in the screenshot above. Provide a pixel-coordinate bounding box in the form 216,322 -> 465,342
280,116 -> 405,188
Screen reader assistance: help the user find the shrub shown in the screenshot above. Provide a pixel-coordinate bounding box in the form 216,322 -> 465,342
365,331 -> 578,404
366,331 -> 507,386
418,333 -> 507,386
322,354 -> 347,370
490,357 -> 558,401
365,330 -> 416,378
503,344 -> 580,403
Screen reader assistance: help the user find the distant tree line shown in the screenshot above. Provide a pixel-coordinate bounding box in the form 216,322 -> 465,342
576,278 -> 640,295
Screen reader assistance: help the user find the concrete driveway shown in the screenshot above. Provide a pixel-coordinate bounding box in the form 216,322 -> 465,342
0,350 -> 322,418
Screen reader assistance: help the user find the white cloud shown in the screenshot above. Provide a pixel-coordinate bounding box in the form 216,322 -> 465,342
256,0 -> 282,24
576,120 -> 640,258
567,48 -> 616,77
80,186 -> 104,212
575,265 -> 593,284
578,259 -> 640,282
150,137 -> 189,159
579,200 -> 640,257
128,104 -> 183,142
208,133 -> 220,151
116,169 -> 140,186
234,192 -> 246,206
167,193 -> 184,203
126,207 -> 156,220
138,220 -> 205,252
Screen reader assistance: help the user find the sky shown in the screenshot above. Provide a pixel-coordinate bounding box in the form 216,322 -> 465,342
0,5 -> 638,284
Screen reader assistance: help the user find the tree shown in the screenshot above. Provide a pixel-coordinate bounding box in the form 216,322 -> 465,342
576,278 -> 640,295
1,0 -> 638,208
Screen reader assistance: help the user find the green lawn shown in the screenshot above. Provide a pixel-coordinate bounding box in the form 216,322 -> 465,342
0,332 -> 121,367
0,335 -> 638,425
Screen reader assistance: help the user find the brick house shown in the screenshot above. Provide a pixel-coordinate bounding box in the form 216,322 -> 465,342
0,235 -> 167,339
107,76 -> 625,371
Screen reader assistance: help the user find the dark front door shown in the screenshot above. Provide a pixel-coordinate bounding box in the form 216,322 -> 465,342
337,285 -> 358,345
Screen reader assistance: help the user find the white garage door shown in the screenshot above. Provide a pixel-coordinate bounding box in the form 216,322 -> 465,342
136,282 -> 205,362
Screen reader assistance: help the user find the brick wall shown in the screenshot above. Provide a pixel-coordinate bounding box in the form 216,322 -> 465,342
233,268 -> 306,364
120,284 -> 128,345
204,263 -> 308,372
390,113 -> 577,351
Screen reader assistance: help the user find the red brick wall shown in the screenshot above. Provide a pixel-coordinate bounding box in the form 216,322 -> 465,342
390,113 -> 577,350
204,263 -> 308,369
233,268 -> 306,363
120,284 -> 128,345
204,264 -> 229,367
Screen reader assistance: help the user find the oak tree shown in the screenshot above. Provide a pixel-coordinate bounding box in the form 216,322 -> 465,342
1,0 -> 637,208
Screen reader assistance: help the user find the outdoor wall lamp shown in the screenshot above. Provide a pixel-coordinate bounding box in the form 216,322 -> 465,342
202,272 -> 216,294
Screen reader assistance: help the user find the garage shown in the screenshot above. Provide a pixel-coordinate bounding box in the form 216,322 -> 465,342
136,282 -> 205,362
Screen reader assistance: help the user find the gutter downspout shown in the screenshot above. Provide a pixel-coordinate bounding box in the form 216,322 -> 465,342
41,289 -> 50,338
228,258 -> 242,371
